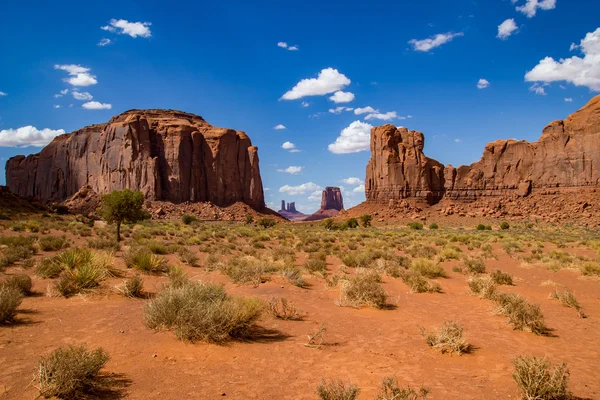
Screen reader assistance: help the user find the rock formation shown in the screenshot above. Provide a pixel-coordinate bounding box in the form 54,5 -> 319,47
6,109 -> 265,210
304,187 -> 344,221
365,94 -> 600,205
278,200 -> 306,221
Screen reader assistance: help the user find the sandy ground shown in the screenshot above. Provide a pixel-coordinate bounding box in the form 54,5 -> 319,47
1,230 -> 599,400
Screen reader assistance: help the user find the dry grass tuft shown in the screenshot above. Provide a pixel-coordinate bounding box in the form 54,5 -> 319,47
549,288 -> 585,318
37,345 -> 109,399
337,273 -> 387,309
267,296 -> 301,320
0,284 -> 23,323
376,376 -> 430,400
401,271 -> 441,293
467,276 -> 497,299
420,320 -> 470,355
117,275 -> 144,298
490,269 -> 514,286
410,258 -> 446,278
494,293 -> 548,335
512,355 -> 569,400
316,379 -> 360,400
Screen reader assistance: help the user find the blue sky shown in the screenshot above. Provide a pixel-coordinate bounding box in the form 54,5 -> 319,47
1,0 -> 599,213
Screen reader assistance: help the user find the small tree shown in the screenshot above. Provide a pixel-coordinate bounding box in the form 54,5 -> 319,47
359,214 -> 372,227
323,218 -> 334,230
100,190 -> 149,241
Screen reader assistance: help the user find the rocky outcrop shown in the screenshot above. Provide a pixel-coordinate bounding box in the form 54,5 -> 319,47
365,94 -> 600,205
278,200 -> 306,221
321,187 -> 344,210
304,187 -> 344,221
6,109 -> 265,210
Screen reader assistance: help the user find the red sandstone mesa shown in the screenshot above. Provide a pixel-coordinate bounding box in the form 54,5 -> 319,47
366,94 -> 600,205
304,187 -> 344,221
5,109 -> 265,210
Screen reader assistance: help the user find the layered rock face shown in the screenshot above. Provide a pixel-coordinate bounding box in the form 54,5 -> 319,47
365,94 -> 600,204
6,109 -> 265,209
321,187 -> 344,210
278,200 -> 306,221
366,125 -> 445,205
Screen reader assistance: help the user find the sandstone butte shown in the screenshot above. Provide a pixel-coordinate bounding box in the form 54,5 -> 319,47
5,109 -> 265,210
304,187 -> 344,221
366,94 -> 600,205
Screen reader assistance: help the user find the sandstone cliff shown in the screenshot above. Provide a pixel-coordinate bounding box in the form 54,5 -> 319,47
6,109 -> 265,209
365,94 -> 600,204
304,187 -> 344,221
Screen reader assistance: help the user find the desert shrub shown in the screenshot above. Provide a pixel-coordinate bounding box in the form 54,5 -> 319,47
123,246 -> 168,274
437,246 -> 461,261
36,248 -> 93,278
405,244 -> 437,259
500,221 -> 510,230
410,258 -> 446,278
257,218 -> 276,229
100,189 -> 149,241
304,257 -> 328,276
177,247 -> 199,267
220,256 -> 274,286
48,203 -> 69,215
359,214 -> 372,227
491,269 -> 514,285
549,288 -> 585,318
37,345 -> 109,399
407,222 -> 423,230
323,218 -> 335,230
476,224 -> 486,231
167,266 -> 190,289
420,320 -> 470,355
38,235 -> 69,251
117,275 -> 144,298
376,376 -> 430,400
54,260 -> 110,297
462,257 -> 486,274
467,276 -> 497,299
494,293 -> 548,335
267,296 -> 300,320
343,218 -> 359,229
316,379 -> 360,400
428,223 -> 438,230
580,261 -> 600,277
280,267 -> 305,287
401,270 -> 441,293
0,236 -> 37,267
144,281 -> 263,343
0,285 -> 23,323
338,273 -> 387,309
512,356 -> 569,400
87,238 -> 120,252
245,214 -> 254,224
145,240 -> 175,255
2,274 -> 33,295
182,215 -> 197,225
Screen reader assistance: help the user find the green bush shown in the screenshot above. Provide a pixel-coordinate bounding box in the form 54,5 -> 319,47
512,356 -> 569,400
428,223 -> 439,230
87,238 -> 120,252
359,214 -> 372,227
245,214 -> 254,225
123,246 -> 167,274
0,285 -> 23,323
500,221 -> 510,230
476,224 -> 486,231
407,222 -> 423,230
490,270 -> 514,286
36,248 -> 93,278
100,189 -> 150,241
343,218 -> 359,229
257,218 -> 276,229
144,281 -> 264,343
2,274 -> 33,296
410,258 -> 446,278
316,379 -> 360,400
38,235 -> 69,251
37,345 -> 109,399
182,215 -> 197,225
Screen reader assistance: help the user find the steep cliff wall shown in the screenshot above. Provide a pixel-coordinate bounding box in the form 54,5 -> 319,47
6,109 -> 265,210
365,95 -> 600,204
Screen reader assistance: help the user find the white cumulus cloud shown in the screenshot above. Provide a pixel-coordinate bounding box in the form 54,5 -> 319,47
342,177 -> 363,185
409,32 -> 464,52
72,91 -> 93,101
308,190 -> 322,202
280,182 -> 321,196
354,106 -> 377,115
365,111 -> 397,121
515,0 -> 556,18
54,89 -> 69,98
352,184 -> 365,193
277,166 -> 303,174
529,83 -> 547,95
477,79 -> 491,89
101,19 -> 152,38
0,91 -> 6,96
497,18 -> 518,40
329,91 -> 355,103
281,141 -> 296,150
0,126 -> 65,147
328,120 -> 373,154
277,42 -> 299,51
525,27 -> 600,91
82,101 -> 112,110
281,68 -> 351,100
98,38 -> 111,47
328,107 -> 353,114
564,98 -> 573,102
54,64 -> 98,87
274,124 -> 286,130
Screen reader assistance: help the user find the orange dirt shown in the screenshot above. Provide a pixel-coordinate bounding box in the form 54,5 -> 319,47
1,230 -> 599,399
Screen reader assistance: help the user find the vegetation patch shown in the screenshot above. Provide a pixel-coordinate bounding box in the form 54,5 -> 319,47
420,320 -> 470,355
337,273 -> 387,309
549,288 -> 585,318
376,376 -> 430,400
316,379 -> 360,400
512,356 -> 569,400
494,293 -> 548,335
0,284 -> 23,324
